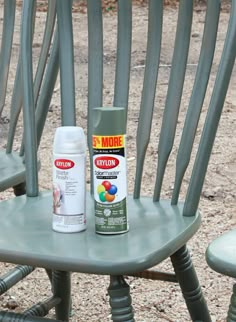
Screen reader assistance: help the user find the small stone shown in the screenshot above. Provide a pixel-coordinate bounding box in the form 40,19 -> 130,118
5,299 -> 19,310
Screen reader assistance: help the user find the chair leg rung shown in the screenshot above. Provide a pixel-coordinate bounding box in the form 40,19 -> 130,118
0,310 -> 62,321
0,265 -> 35,295
23,296 -> 61,317
127,269 -> 177,282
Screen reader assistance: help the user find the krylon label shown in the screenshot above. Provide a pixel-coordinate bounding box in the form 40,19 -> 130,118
93,134 -> 128,234
95,156 -> 119,169
54,159 -> 75,170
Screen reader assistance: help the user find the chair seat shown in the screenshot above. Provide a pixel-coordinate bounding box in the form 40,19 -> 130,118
0,151 -> 25,192
206,229 -> 236,279
0,191 -> 200,275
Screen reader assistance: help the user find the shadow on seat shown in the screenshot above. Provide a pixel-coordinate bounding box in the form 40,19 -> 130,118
0,0 -> 236,321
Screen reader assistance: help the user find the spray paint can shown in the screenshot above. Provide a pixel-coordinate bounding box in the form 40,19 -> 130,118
52,126 -> 86,233
92,107 -> 128,234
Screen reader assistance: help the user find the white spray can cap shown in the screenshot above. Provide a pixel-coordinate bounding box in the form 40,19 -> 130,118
53,126 -> 86,154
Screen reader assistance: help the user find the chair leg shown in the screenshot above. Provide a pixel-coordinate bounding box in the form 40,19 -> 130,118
170,245 -> 211,322
52,270 -> 71,322
46,269 -> 53,283
13,182 -> 26,196
227,283 -> 236,322
108,275 -> 135,322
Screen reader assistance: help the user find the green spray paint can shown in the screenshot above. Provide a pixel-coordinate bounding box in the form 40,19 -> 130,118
92,107 -> 129,234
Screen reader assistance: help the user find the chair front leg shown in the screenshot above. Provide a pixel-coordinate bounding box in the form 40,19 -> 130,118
52,270 -> 71,322
227,283 -> 236,322
108,275 -> 135,322
171,245 -> 211,322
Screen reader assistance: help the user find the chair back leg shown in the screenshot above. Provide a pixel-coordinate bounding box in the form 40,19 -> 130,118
13,182 -> 26,196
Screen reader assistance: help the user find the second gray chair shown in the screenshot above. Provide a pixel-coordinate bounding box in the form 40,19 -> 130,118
206,229 -> 236,320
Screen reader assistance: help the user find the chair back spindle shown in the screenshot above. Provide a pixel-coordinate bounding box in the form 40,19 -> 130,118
57,0 -> 76,127
153,0 -> 193,202
113,0 -> 132,112
21,0 -> 38,197
134,0 -> 163,198
0,0 -> 16,116
87,0 -> 103,152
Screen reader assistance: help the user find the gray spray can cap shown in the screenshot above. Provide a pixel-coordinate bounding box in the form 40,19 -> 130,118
93,107 -> 126,136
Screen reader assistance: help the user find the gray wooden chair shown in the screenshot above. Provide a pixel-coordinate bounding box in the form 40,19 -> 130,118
0,0 -> 57,196
206,229 -> 236,320
0,0 -> 236,321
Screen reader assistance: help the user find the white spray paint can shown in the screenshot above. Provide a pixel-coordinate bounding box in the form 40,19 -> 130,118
52,126 -> 86,233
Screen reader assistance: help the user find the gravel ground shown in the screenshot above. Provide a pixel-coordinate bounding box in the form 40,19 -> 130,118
0,2 -> 236,321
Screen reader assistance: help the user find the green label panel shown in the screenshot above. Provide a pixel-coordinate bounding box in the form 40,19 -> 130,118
95,198 -> 127,234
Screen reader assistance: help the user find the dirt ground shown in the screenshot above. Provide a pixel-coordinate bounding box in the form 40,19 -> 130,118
0,1 -> 236,321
